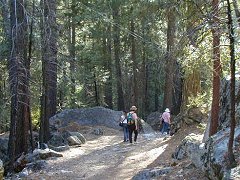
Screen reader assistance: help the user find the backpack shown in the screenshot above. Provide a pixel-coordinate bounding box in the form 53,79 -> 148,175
127,113 -> 135,125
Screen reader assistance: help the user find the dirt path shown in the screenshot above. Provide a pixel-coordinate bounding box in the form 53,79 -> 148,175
25,126 -> 206,180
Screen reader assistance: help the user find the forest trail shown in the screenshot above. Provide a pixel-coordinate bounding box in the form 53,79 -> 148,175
26,125 -> 206,180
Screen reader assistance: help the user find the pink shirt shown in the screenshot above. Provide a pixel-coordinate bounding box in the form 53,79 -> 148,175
162,112 -> 170,123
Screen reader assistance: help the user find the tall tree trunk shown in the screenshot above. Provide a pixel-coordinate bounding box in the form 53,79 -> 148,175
7,0 -> 30,171
130,6 -> 138,107
163,7 -> 176,111
40,0 -> 58,145
227,0 -> 236,168
94,72 -> 99,106
141,16 -> 150,115
209,0 -> 222,136
104,24 -> 113,109
172,62 -> 182,114
69,0 -> 76,108
112,2 -> 124,110
141,45 -> 147,115
27,0 -> 36,152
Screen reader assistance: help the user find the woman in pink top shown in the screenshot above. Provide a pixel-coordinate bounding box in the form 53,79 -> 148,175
161,108 -> 171,135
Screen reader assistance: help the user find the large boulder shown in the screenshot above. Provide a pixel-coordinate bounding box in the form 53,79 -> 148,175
218,78 -> 240,130
49,106 -> 122,130
201,126 -> 240,179
132,167 -> 173,180
67,136 -> 82,146
63,131 -> 86,144
224,165 -> 240,179
173,125 -> 240,179
179,126 -> 240,179
48,132 -> 66,147
170,108 -> 207,135
203,78 -> 240,142
145,112 -> 162,130
173,133 -> 203,164
48,130 -> 86,149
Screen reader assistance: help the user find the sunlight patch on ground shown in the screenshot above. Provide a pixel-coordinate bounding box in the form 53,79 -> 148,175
116,144 -> 168,179
47,135 -> 121,165
126,144 -> 168,164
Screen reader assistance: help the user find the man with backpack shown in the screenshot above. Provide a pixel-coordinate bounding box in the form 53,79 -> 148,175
127,106 -> 139,144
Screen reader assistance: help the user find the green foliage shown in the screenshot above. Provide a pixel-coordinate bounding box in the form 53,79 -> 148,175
187,93 -> 211,113
0,104 -> 10,133
0,0 -> 238,124
197,123 -> 207,132
0,63 -> 10,133
31,108 -> 40,130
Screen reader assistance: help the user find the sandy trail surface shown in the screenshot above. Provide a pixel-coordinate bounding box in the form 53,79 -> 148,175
25,125 -> 206,180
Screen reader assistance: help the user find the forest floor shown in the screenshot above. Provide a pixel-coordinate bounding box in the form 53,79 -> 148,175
22,124 -> 208,180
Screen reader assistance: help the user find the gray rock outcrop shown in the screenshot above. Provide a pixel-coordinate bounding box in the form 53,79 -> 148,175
0,137 -> 9,163
145,112 -> 162,130
48,130 -> 86,149
132,167 -> 173,180
224,165 -> 240,179
67,136 -> 82,146
173,133 -> 203,167
200,126 -> 240,179
175,126 -> 240,179
203,78 -> 240,142
49,106 -> 122,130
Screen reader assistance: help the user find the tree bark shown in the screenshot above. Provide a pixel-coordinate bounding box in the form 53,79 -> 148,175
94,72 -> 99,106
112,2 -> 125,110
163,7 -> 176,111
130,6 -> 138,107
104,24 -> 113,109
227,0 -> 236,168
172,62 -> 182,114
40,0 -> 58,145
209,0 -> 222,136
69,0 -> 76,108
140,15 -> 150,115
7,0 -> 30,171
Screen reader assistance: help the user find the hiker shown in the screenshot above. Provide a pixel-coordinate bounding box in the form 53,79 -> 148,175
127,106 -> 138,143
161,108 -> 171,135
120,110 -> 129,142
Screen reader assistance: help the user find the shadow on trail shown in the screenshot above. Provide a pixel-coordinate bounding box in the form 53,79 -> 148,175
44,123 -> 167,179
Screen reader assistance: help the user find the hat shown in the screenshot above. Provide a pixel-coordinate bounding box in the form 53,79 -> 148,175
130,106 -> 137,111
165,108 -> 170,112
